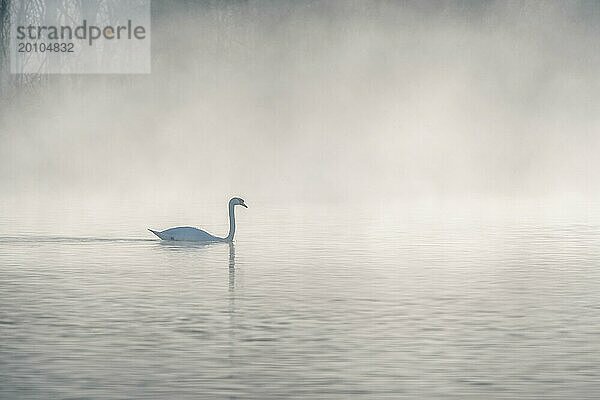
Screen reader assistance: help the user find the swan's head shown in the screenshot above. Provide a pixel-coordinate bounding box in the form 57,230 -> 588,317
230,197 -> 248,208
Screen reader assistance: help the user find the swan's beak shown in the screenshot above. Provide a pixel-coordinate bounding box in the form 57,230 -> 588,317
241,203 -> 248,208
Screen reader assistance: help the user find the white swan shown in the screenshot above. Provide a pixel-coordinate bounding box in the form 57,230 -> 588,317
148,197 -> 247,242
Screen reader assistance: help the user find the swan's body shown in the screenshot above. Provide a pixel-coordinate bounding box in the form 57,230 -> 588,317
149,197 -> 247,242
148,226 -> 221,242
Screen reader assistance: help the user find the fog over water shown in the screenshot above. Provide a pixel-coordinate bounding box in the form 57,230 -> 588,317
1,1 -> 600,211
2,2 -> 600,399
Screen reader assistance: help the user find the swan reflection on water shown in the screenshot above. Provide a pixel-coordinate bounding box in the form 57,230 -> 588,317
228,242 -> 235,292
154,240 -> 236,291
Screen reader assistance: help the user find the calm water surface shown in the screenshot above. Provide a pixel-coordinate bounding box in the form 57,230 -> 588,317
1,202 -> 600,399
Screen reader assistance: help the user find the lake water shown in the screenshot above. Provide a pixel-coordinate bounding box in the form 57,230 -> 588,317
1,200 -> 600,399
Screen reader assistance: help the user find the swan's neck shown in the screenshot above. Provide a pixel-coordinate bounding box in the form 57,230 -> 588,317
225,203 -> 236,242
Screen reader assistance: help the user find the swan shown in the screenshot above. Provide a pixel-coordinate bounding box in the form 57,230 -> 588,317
148,197 -> 247,242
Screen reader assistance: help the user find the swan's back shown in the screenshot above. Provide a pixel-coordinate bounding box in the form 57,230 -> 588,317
148,227 -> 221,242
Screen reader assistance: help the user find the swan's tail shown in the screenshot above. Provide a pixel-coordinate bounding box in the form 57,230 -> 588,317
148,229 -> 163,239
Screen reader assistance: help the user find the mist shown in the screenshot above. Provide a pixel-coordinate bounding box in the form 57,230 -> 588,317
4,3 -> 600,397
2,0 -> 600,209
